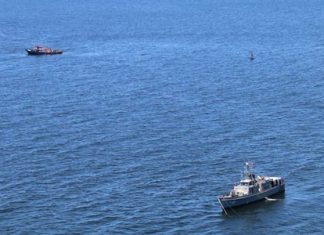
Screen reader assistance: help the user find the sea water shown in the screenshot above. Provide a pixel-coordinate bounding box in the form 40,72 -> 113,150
0,0 -> 324,234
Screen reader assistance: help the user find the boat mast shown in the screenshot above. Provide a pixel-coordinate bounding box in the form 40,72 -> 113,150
243,162 -> 254,180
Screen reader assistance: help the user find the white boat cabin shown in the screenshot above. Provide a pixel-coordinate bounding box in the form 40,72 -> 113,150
228,163 -> 284,197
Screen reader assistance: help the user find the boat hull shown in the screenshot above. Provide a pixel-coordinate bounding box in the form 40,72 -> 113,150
25,49 -> 63,55
218,184 -> 285,209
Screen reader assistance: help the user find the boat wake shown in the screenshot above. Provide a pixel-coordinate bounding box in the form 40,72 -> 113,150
265,197 -> 281,201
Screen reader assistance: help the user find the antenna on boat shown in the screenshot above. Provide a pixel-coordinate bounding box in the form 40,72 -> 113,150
243,161 -> 255,180
245,161 -> 254,170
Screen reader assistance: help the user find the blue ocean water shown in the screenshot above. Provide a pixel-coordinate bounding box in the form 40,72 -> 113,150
1,0 -> 324,234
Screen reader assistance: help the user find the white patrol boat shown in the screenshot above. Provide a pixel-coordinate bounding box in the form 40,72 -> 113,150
218,162 -> 285,212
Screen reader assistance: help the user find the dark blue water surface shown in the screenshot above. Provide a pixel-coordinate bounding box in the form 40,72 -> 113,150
1,0 -> 324,234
